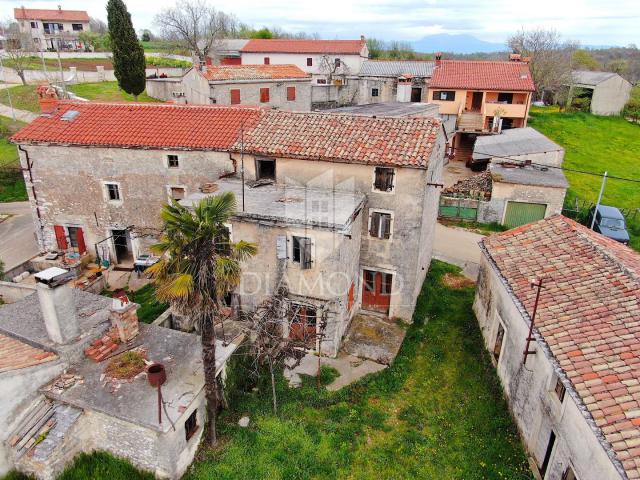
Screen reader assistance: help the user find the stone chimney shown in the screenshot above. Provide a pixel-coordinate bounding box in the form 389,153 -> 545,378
435,52 -> 442,67
36,85 -> 59,115
510,53 -> 522,62
34,267 -> 79,344
109,295 -> 140,343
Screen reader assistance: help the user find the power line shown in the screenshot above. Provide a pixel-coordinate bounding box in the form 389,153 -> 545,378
473,151 -> 640,184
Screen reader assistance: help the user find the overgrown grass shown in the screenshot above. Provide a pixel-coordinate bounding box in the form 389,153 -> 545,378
67,82 -> 157,103
142,40 -> 191,56
440,219 -> 508,236
0,85 -> 40,113
529,107 -> 640,251
146,56 -> 192,68
56,452 -> 153,480
0,116 -> 28,202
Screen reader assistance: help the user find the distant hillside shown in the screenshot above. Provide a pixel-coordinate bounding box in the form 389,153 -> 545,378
412,34 -> 507,54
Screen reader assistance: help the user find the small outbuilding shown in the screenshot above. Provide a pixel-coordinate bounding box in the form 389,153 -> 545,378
569,70 -> 632,116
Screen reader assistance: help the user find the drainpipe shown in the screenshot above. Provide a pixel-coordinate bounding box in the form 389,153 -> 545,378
18,145 -> 45,251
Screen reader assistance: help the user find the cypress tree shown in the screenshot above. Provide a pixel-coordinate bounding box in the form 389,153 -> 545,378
107,0 -> 146,100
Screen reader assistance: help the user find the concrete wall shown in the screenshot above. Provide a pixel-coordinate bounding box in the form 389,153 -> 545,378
0,67 -> 185,85
473,255 -> 624,480
240,52 -> 366,76
0,281 -> 36,304
310,81 -> 359,109
590,76 -> 633,116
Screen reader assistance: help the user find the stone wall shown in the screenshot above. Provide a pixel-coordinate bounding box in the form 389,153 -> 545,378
473,255 -> 624,480
0,281 -> 36,304
210,79 -> 312,112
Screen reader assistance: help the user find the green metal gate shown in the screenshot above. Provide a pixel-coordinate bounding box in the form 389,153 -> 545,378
439,195 -> 479,221
503,202 -> 547,228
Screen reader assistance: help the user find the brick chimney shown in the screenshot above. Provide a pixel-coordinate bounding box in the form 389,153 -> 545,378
34,267 -> 79,344
109,295 -> 140,343
360,35 -> 365,42
435,52 -> 442,67
510,53 -> 522,62
36,85 -> 59,115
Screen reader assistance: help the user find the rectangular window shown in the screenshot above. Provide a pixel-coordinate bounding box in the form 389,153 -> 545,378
72,24 -> 83,31
433,90 -> 456,101
256,158 -> 275,180
364,270 -> 375,292
540,431 -> 556,477
497,92 -> 514,103
105,183 -> 121,201
30,21 -> 38,28
185,409 -> 198,441
334,58 -> 341,68
373,167 -> 395,192
292,236 -> 312,269
369,211 -> 392,239
554,376 -> 566,403
260,87 -> 270,103
169,186 -> 185,201
380,273 -> 392,294
306,57 -> 313,67
493,323 -> 505,361
316,78 -> 327,85
167,154 -> 179,168
230,89 -> 241,104
371,88 -> 379,97
286,86 -> 296,101
263,57 -> 270,65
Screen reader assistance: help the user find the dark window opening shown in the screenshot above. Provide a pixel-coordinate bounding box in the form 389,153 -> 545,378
373,167 -> 395,192
72,24 -> 83,31
167,154 -> 179,168
381,273 -> 393,294
263,57 -> 270,65
306,57 -> 313,67
30,21 -> 38,28
371,88 -> 379,97
540,431 -> 556,477
260,87 -> 270,103
493,323 -> 505,361
106,183 -> 120,201
185,409 -> 198,441
364,271 -> 375,292
497,92 -> 514,104
554,377 -> 566,403
433,90 -> 456,101
256,158 -> 275,180
369,211 -> 392,239
316,78 -> 327,85
411,87 -> 422,102
500,117 -> 514,130
292,236 -> 312,269
334,58 -> 341,68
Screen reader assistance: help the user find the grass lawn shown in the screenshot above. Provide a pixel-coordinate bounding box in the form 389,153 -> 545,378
0,85 -> 40,113
1,261 -> 532,480
529,107 -> 640,250
2,56 -> 190,71
0,116 -> 28,202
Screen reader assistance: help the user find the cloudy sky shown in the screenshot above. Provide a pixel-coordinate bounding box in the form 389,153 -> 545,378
5,0 -> 640,46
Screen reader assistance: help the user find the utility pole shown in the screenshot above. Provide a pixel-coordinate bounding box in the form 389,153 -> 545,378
590,171 -> 608,230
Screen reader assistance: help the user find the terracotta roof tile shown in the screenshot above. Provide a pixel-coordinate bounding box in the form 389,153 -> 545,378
241,38 -> 365,55
482,215 -> 640,478
0,333 -> 57,372
202,64 -> 310,81
431,60 -> 535,92
14,7 -> 89,22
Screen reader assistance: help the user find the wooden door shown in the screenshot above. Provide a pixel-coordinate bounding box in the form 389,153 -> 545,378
54,225 -> 67,250
76,228 -> 86,255
362,270 -> 392,315
410,87 -> 422,102
472,91 -> 483,111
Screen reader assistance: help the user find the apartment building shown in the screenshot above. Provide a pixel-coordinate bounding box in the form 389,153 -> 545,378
14,6 -> 90,51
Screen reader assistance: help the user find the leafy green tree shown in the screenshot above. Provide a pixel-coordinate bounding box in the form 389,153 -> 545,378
251,27 -> 273,39
148,193 -> 257,445
573,49 -> 600,70
107,0 -> 146,100
623,85 -> 640,122
608,59 -> 629,75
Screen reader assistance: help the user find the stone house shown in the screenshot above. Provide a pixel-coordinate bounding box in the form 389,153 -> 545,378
11,99 -> 446,356
146,65 -> 312,112
568,71 -> 633,116
14,6 -> 90,51
0,268 -> 240,479
357,61 -> 435,104
474,215 -> 640,480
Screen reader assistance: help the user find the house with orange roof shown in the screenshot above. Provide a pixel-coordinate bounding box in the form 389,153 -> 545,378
146,64 -> 312,111
14,6 -> 90,52
475,215 -> 640,480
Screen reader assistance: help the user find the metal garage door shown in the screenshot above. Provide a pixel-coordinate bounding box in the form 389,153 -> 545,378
504,202 -> 547,228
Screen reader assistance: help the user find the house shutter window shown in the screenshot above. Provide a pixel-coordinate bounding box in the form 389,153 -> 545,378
301,238 -> 312,270
287,86 -> 296,101
260,88 -> 270,103
76,228 -> 86,254
369,211 -> 380,237
230,89 -> 241,104
54,225 -> 67,250
381,214 -> 391,239
264,57 -> 270,65
370,212 -> 392,239
348,281 -> 355,310
374,167 -> 395,192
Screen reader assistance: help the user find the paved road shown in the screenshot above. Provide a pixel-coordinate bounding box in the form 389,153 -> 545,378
0,202 -> 39,272
433,223 -> 484,280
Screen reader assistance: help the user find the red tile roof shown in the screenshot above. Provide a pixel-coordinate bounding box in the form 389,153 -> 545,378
430,60 -> 535,92
14,7 -> 89,23
482,215 -> 640,479
0,333 -> 57,373
241,39 -> 365,55
202,64 -> 310,81
12,102 -> 442,168
11,102 -> 262,151
236,110 -> 441,168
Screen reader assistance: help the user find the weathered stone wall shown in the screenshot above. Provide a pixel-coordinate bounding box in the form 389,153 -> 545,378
473,255 -> 624,480
310,81 -> 360,109
491,182 -> 567,220
211,80 -> 312,112
357,77 -> 397,104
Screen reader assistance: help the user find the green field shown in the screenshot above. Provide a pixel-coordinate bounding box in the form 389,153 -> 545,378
0,116 -> 28,202
0,85 -> 40,113
1,261 -> 532,480
529,107 -> 640,250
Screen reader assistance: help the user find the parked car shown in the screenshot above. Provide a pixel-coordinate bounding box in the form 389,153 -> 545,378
587,205 -> 630,245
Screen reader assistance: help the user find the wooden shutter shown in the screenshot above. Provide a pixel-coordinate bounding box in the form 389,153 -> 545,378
76,228 -> 86,254
264,57 -> 270,65
287,86 -> 296,101
348,281 -> 355,310
369,212 -> 380,237
260,88 -> 270,103
230,89 -> 241,104
301,238 -> 312,269
382,214 -> 391,239
54,225 -> 67,250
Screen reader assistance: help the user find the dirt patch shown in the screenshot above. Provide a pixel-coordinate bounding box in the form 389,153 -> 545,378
105,349 -> 147,379
442,272 -> 475,289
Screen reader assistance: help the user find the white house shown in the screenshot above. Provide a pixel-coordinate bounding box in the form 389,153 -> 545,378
14,6 -> 90,52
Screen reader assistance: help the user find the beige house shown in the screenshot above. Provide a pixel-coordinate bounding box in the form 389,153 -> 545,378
146,65 -> 312,112
569,71 -> 633,116
14,6 -> 90,51
11,98 -> 446,357
475,215 -> 640,480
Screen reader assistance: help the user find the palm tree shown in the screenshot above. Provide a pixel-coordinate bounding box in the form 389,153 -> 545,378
148,192 -> 257,445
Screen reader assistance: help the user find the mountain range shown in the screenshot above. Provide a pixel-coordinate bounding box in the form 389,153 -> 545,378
411,34 -> 507,54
